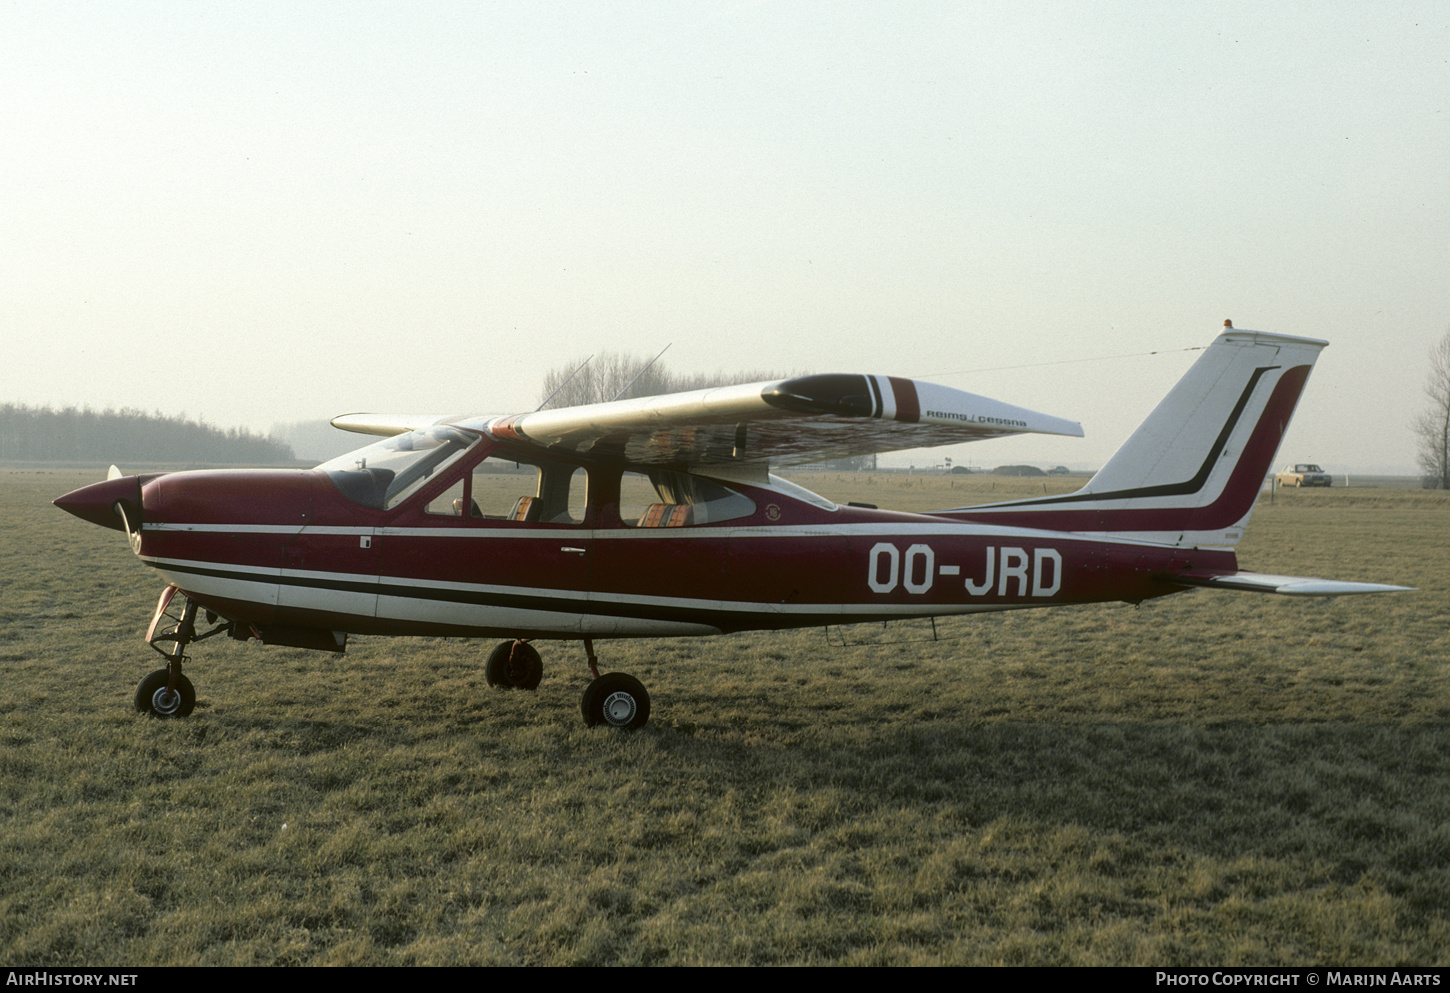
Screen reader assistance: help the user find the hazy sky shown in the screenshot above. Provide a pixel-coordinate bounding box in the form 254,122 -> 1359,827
4,1 -> 1447,472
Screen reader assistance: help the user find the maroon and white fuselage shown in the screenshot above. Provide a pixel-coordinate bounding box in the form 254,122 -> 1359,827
54,328 -> 1410,726
99,465 -> 1244,645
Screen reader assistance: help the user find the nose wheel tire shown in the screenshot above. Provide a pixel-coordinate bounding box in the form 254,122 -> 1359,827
485,641 -> 543,690
581,672 -> 650,730
135,669 -> 196,718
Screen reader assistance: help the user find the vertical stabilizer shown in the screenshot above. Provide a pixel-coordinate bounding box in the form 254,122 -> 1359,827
942,329 -> 1327,546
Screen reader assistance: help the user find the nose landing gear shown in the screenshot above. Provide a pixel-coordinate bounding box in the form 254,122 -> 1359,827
134,586 -> 231,718
135,668 -> 195,717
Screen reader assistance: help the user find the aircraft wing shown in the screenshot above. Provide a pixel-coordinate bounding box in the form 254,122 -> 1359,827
1168,572 -> 1415,596
331,413 -> 469,438
465,374 -> 1083,470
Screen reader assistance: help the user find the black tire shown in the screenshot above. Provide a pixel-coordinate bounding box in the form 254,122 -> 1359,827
580,672 -> 650,730
485,641 -> 543,690
134,669 -> 195,718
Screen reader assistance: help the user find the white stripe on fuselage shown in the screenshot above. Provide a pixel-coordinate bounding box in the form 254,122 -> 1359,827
142,518 -> 1183,549
140,552 -> 1033,629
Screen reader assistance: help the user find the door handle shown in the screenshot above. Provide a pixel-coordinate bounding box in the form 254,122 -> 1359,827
560,546 -> 586,555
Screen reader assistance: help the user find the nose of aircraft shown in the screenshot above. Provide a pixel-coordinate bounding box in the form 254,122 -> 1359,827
53,475 -> 144,532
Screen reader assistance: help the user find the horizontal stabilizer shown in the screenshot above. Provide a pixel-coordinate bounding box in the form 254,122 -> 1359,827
1169,572 -> 1415,597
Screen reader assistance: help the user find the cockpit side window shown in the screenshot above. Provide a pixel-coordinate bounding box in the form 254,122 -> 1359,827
464,453 -> 587,524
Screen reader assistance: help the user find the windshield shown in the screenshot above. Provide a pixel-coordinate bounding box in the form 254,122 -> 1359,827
319,426 -> 478,510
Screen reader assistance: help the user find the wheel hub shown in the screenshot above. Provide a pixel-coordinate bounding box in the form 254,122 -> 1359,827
601,691 -> 636,726
151,686 -> 182,716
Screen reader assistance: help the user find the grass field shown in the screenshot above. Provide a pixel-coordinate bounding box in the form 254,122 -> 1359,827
3,468 -> 1448,965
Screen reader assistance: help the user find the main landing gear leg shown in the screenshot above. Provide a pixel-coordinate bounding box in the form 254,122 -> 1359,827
579,637 -> 651,730
485,639 -> 543,690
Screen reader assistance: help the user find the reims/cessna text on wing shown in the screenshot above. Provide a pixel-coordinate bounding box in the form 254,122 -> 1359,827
55,327 -> 1411,729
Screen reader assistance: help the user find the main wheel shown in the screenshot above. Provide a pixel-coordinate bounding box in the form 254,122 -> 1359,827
485,641 -> 543,690
581,672 -> 650,729
134,669 -> 195,718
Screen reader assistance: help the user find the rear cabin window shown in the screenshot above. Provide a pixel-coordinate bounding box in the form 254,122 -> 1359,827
619,469 -> 755,527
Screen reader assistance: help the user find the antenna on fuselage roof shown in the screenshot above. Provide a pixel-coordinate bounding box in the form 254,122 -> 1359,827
611,344 -> 672,401
536,354 -> 595,411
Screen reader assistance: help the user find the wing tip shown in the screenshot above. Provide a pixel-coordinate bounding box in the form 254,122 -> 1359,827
329,413 -> 462,437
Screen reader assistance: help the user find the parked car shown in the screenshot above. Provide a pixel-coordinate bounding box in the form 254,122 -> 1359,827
1276,463 -> 1332,487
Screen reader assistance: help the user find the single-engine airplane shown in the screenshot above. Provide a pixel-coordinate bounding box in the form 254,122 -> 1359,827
55,327 -> 1411,729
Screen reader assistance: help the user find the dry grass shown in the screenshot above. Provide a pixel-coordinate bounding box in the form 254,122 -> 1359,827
2,468 -> 1448,965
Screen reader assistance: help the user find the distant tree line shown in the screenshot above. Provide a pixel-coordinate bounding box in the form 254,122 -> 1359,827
0,403 -> 295,463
